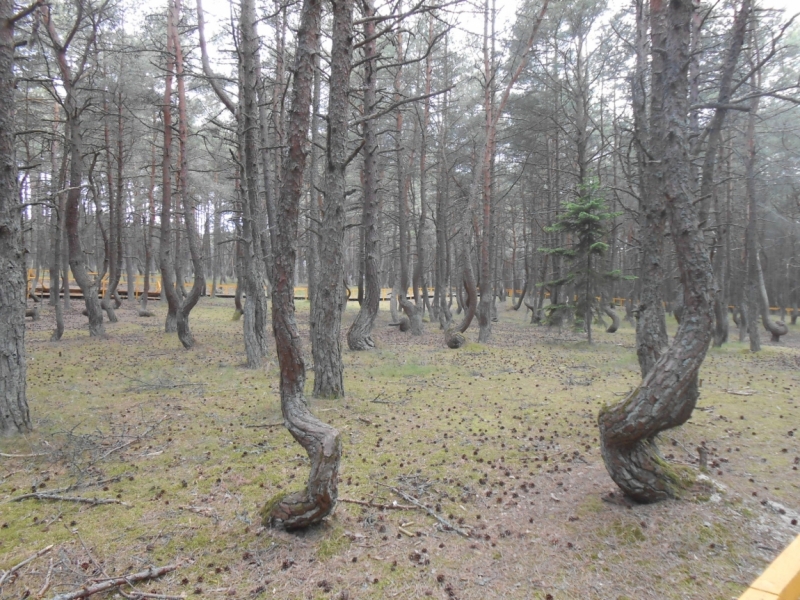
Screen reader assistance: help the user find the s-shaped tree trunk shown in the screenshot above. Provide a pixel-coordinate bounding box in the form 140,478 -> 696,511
262,0 -> 341,530
599,0 -> 716,503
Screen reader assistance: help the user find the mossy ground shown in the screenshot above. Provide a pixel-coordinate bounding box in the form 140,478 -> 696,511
1,298 -> 798,599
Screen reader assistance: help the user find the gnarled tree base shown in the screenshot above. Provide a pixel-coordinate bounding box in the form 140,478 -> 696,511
445,329 -> 465,349
599,370 -> 702,503
601,299 -> 620,333
261,396 -> 341,530
599,434 -> 696,503
399,298 -> 423,335
347,332 -> 375,351
768,322 -> 788,343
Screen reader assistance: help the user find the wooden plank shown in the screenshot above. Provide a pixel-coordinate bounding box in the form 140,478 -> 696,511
740,535 -> 800,600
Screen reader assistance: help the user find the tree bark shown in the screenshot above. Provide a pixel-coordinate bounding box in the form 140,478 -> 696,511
238,0 -> 271,365
347,0 -> 380,351
263,0 -> 341,529
310,0 -> 354,397
159,1 -> 180,335
599,0 -> 716,503
140,126 -> 158,317
50,135 -> 68,340
0,0 -> 31,435
632,0 -> 667,377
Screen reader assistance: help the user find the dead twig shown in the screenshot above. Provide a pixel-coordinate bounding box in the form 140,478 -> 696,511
124,377 -> 204,394
93,417 -> 167,464
725,388 -> 755,396
36,558 -> 54,598
177,505 -> 215,516
243,422 -> 283,429
49,564 -> 179,600
338,498 -> 416,510
10,493 -> 129,506
0,452 -> 49,458
0,544 -> 54,586
378,483 -> 470,537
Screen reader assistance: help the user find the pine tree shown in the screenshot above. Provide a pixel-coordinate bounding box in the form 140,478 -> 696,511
539,184 -> 622,343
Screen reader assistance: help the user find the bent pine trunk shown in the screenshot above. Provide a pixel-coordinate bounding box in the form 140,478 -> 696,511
262,0 -> 340,529
599,0 -> 716,503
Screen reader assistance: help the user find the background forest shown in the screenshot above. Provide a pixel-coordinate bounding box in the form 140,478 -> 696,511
1,0 -> 800,597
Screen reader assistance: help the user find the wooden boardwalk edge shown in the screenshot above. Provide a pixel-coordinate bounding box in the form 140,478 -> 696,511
739,535 -> 800,600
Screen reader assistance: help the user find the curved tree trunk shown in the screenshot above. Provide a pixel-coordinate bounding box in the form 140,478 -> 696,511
601,296 -> 620,334
262,0 -> 340,529
347,0 -> 380,352
173,0 -> 205,349
599,0 -> 716,503
399,297 -> 423,336
756,249 -> 787,342
310,0 -> 354,397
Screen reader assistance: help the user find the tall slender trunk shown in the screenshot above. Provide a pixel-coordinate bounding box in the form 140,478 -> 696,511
307,53 -> 322,318
633,0 -> 667,376
239,0 -> 271,366
347,0 -> 380,351
101,94 -> 119,321
310,0 -> 354,397
0,0 -> 30,434
50,140 -> 68,340
140,126 -> 158,315
477,0 -> 496,343
159,0 -> 180,334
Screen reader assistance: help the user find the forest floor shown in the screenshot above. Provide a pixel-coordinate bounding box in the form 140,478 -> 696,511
1,297 -> 799,600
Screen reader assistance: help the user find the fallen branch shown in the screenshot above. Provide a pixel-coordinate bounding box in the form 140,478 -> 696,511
0,544 -> 54,586
725,388 -> 755,396
338,498 -> 416,510
243,422 -> 283,429
50,564 -> 179,600
379,484 -> 470,537
0,452 -> 48,458
177,505 -> 215,516
10,493 -> 129,507
36,558 -> 54,598
94,418 -> 167,464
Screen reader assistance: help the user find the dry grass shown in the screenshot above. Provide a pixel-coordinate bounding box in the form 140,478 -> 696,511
1,297 -> 798,600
